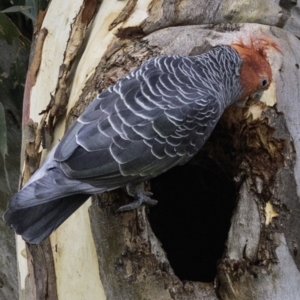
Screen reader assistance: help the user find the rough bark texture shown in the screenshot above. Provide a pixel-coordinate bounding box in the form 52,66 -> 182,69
90,191 -> 218,300
25,240 -> 58,300
141,0 -> 298,37
11,0 -> 300,299
85,23 -> 300,299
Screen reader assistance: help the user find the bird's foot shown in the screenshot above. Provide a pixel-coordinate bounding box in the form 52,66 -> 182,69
116,183 -> 158,212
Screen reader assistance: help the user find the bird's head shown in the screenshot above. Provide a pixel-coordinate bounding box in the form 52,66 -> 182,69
231,36 -> 280,102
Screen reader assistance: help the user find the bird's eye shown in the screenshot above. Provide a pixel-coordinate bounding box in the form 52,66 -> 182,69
195,61 -> 201,67
261,78 -> 268,87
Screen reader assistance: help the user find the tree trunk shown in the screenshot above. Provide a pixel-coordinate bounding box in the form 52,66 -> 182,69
16,0 -> 300,299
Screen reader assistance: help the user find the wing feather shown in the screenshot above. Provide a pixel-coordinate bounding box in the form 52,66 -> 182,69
55,54 -> 224,187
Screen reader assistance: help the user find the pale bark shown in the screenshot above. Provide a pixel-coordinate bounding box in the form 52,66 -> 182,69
13,0 -> 300,299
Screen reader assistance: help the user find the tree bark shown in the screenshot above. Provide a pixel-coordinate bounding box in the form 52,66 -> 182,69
15,0 -> 300,299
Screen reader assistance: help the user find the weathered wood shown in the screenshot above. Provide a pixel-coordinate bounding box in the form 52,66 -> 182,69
20,0 -> 104,298
89,191 -> 218,300
87,23 -> 300,299
216,26 -> 300,299
142,0 -> 293,37
26,240 -> 58,300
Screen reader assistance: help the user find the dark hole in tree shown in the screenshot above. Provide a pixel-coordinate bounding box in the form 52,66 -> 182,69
148,121 -> 237,282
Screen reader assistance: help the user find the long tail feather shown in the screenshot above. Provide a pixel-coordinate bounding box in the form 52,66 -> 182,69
3,194 -> 90,244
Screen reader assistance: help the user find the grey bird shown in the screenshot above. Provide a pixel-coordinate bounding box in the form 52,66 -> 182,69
3,40 -> 277,244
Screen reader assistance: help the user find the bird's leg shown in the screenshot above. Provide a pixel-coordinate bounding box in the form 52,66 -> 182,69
116,182 -> 158,212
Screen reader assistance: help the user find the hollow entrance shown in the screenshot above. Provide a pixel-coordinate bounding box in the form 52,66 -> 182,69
148,123 -> 237,282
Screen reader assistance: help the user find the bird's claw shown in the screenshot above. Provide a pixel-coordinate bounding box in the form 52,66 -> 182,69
116,190 -> 158,213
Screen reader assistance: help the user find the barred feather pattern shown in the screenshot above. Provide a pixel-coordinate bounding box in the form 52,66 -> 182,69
56,45 -> 243,184
4,45 -> 244,243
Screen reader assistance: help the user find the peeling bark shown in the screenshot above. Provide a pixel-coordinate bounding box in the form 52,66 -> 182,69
26,240 -> 58,300
215,27 -> 300,299
41,0 -> 101,135
109,0 -> 138,30
27,28 -> 48,88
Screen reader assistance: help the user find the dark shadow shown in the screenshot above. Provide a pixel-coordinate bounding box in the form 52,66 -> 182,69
149,124 -> 237,282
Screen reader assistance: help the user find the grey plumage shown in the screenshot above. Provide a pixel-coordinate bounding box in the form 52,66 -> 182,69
4,45 -> 244,244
